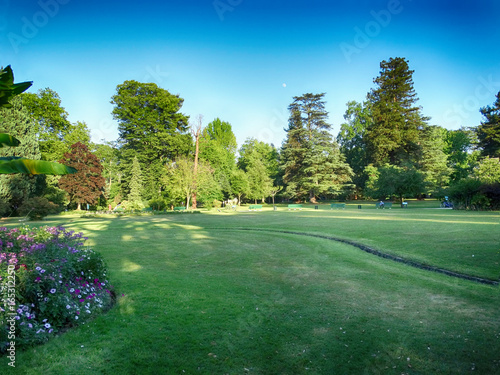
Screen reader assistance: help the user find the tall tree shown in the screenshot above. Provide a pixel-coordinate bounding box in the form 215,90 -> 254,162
199,118 -> 238,198
59,142 -> 105,210
365,57 -> 429,166
111,80 -> 192,198
22,88 -> 71,161
280,93 -> 353,202
477,91 -> 500,158
337,100 -> 372,194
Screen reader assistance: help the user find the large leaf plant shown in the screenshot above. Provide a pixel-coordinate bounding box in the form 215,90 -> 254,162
0,65 -> 76,175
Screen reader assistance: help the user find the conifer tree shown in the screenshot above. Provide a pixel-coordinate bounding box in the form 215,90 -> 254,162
127,156 -> 144,210
477,91 -> 500,158
366,57 -> 429,166
280,93 -> 353,202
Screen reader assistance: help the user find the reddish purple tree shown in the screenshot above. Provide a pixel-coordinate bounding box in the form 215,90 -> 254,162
59,142 -> 105,210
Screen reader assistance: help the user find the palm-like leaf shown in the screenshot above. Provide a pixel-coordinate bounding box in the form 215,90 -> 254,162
0,157 -> 77,175
0,65 -> 33,108
0,133 -> 21,148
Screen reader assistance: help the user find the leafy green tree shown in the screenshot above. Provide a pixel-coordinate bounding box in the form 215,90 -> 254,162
280,93 -> 353,202
22,88 -> 72,161
111,80 -> 192,199
164,156 -> 219,208
229,169 -> 249,205
365,163 -> 425,203
337,100 -> 372,195
444,128 -> 478,182
238,138 -> 279,182
59,142 -> 105,210
472,157 -> 500,183
199,118 -> 238,197
365,57 -> 429,167
93,141 -> 121,201
127,156 -> 144,210
419,125 -> 451,195
477,91 -> 500,157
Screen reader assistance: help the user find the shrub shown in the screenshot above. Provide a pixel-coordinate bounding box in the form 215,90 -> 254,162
0,226 -> 114,352
18,197 -> 59,220
212,200 -> 222,209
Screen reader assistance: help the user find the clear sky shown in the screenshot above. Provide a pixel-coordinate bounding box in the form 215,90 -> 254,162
1,0 -> 499,148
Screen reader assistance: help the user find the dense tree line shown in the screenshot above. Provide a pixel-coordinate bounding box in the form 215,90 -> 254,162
1,57 -> 499,214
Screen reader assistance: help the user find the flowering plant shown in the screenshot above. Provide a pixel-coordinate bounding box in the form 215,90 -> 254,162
0,226 -> 114,351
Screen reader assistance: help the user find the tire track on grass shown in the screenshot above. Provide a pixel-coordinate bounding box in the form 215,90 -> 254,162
208,227 -> 499,286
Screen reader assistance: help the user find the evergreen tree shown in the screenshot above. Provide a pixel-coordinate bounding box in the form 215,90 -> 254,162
477,91 -> 500,158
366,57 -> 429,166
0,96 -> 40,213
127,156 -> 144,210
59,142 -> 105,210
281,93 -> 353,202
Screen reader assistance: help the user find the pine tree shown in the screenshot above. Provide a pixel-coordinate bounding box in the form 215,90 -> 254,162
0,96 -> 41,213
127,156 -> 144,210
366,57 -> 429,166
477,91 -> 500,158
281,93 -> 353,202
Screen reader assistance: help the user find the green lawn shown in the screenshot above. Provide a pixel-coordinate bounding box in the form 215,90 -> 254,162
1,204 -> 499,374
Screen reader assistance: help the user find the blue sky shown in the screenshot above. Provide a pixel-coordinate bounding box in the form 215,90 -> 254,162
1,0 -> 500,148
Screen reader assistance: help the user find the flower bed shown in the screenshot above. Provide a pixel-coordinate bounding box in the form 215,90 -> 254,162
0,226 -> 114,352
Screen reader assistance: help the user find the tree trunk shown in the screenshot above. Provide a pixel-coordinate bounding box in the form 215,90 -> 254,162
77,202 -> 81,210
191,115 -> 202,209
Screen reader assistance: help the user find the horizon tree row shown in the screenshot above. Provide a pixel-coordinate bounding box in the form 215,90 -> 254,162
1,57 -> 498,214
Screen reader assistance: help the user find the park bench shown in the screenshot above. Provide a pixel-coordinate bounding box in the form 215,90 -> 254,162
330,203 -> 346,209
375,202 -> 392,209
288,204 -> 302,210
249,204 -> 263,211
173,207 -> 186,211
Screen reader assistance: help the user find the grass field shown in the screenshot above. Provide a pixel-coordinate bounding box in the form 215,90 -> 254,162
1,202 -> 499,374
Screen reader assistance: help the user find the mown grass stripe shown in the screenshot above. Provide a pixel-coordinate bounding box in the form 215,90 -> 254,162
207,227 -> 499,286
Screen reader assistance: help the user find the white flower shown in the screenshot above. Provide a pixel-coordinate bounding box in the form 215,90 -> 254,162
75,316 -> 79,320
45,323 -> 51,329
